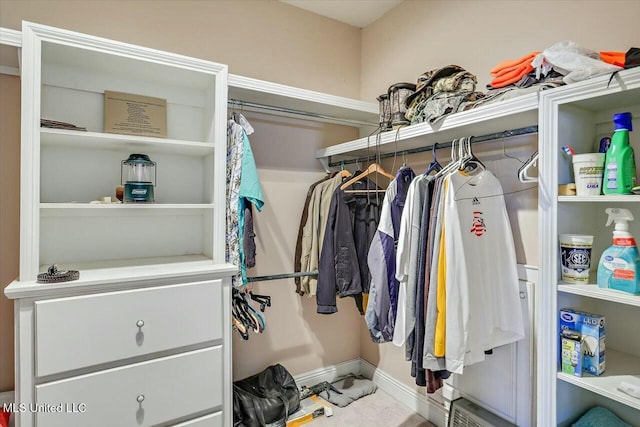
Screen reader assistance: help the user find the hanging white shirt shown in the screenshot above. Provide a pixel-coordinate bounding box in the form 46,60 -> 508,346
444,169 -> 525,374
393,175 -> 429,347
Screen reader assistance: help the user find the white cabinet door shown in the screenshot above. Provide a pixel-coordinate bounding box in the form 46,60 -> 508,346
449,280 -> 534,426
35,346 -> 223,427
35,280 -> 222,376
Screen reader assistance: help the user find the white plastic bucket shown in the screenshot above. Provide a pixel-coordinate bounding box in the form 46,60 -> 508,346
572,153 -> 605,196
559,234 -> 594,283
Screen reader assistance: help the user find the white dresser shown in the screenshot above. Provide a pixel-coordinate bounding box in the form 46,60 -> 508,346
5,21 -> 234,427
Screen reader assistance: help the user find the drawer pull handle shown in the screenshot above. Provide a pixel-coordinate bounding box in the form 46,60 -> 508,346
136,320 -> 145,328
137,394 -> 145,403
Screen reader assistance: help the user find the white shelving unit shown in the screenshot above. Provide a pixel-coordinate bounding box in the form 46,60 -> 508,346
5,22 -> 234,427
13,22 -> 230,281
538,67 -> 640,426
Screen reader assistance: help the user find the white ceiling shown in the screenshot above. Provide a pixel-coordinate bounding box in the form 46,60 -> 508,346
280,0 -> 404,28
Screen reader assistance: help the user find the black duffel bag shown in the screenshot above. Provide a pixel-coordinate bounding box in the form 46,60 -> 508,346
233,364 -> 300,427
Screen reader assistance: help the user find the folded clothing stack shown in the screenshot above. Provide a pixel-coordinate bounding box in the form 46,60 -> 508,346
489,52 -> 541,89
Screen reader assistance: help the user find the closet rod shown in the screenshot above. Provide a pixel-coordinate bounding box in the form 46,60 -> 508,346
327,125 -> 539,167
246,270 -> 319,283
227,98 -> 377,127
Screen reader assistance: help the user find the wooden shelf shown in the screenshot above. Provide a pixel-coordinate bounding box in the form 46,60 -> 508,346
40,128 -> 215,156
557,349 -> 640,411
315,92 -> 538,159
228,74 -> 379,126
558,195 -> 640,202
558,284 -> 640,307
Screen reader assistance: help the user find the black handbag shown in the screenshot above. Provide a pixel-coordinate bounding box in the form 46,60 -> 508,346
233,364 -> 301,427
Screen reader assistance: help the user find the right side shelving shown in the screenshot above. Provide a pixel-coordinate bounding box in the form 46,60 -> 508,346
538,67 -> 640,426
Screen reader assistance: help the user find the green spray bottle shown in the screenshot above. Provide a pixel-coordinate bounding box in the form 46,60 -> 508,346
603,112 -> 636,195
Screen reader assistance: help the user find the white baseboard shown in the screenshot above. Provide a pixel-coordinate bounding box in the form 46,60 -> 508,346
293,359 -> 448,427
293,359 -> 362,388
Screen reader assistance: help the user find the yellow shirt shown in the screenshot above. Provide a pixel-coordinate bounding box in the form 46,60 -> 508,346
434,179 -> 448,357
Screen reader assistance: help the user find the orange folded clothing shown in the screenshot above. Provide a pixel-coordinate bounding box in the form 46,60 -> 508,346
490,51 -> 540,76
490,64 -> 534,88
493,60 -> 531,78
600,51 -> 626,67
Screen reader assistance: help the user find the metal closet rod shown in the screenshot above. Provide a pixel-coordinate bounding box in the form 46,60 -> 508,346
246,270 -> 319,283
227,98 -> 377,127
327,125 -> 539,167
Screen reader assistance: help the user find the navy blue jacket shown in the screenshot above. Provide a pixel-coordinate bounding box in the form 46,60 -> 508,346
316,178 -> 382,314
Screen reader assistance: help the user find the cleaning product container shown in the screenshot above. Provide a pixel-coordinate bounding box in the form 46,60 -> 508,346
560,234 -> 594,283
572,153 -> 605,196
603,112 -> 636,194
597,208 -> 640,294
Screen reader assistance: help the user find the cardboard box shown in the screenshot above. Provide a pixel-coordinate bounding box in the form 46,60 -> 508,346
559,309 -> 606,376
286,396 -> 331,426
104,90 -> 167,138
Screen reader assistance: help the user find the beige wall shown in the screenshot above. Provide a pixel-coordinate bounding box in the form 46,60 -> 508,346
0,0 -> 361,98
359,0 -> 640,395
0,73 -> 20,392
231,111 -> 362,380
361,0 -> 640,100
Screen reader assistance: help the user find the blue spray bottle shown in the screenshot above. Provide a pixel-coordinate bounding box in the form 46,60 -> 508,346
597,208 -> 640,294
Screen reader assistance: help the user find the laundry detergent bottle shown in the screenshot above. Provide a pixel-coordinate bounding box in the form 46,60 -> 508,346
603,112 -> 636,195
597,208 -> 640,294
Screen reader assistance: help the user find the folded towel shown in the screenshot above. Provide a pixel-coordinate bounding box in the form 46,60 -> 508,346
571,406 -> 632,427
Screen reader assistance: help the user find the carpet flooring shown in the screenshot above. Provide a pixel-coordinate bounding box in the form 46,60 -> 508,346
304,388 -> 437,427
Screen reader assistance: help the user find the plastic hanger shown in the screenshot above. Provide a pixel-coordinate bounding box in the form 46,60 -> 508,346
249,291 -> 272,312
232,315 -> 249,340
424,142 -> 443,176
518,151 -> 539,183
458,137 -> 486,174
340,162 -> 392,192
435,138 -> 463,179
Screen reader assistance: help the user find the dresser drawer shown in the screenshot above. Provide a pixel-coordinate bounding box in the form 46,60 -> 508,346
35,346 -> 222,427
173,411 -> 223,427
35,280 -> 223,377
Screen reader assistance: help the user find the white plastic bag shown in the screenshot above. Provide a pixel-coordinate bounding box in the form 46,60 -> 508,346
532,41 -> 622,84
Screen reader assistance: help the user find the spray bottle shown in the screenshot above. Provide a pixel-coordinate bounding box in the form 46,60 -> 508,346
597,208 -> 640,294
603,112 -> 636,195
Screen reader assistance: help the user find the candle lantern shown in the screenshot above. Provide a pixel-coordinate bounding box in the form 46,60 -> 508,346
388,83 -> 416,129
376,93 -> 391,131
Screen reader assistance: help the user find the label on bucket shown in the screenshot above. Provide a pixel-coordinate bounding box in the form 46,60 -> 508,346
573,154 -> 605,196
560,243 -> 592,283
